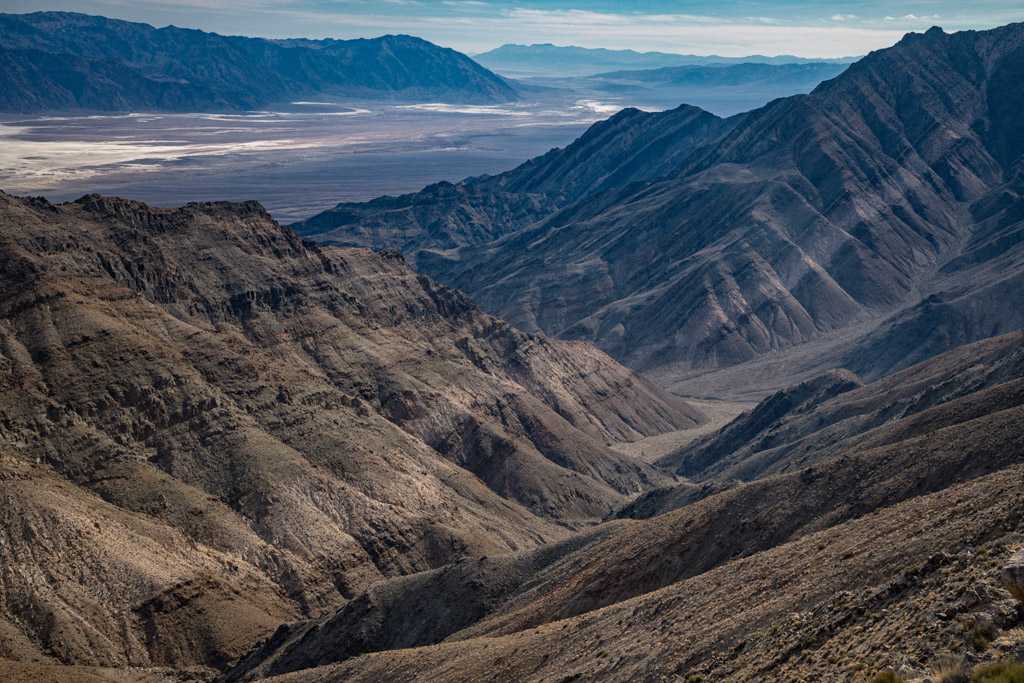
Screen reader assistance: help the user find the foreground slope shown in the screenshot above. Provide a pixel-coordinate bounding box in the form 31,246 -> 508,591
0,11 -> 517,112
0,191 -> 697,671
301,23 -> 1024,391
228,333 -> 1024,681
266,465 -> 1024,682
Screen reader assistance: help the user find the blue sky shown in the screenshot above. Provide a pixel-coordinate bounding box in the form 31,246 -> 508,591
2,1 -> 1023,56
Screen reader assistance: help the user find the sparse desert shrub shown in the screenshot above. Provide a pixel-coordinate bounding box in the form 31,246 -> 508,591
933,656 -> 968,683
939,669 -> 970,683
870,672 -> 905,683
969,622 -> 998,652
972,660 -> 1024,683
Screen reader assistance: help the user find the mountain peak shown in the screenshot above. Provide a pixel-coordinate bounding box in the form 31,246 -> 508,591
897,24 -> 947,46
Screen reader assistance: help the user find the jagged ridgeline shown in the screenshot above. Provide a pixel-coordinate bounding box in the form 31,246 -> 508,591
298,23 -> 1024,392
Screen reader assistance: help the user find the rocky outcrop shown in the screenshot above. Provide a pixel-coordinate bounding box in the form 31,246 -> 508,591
1003,550 -> 1024,604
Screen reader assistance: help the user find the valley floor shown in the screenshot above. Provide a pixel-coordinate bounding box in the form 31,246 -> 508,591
611,397 -> 754,462
655,320 -> 886,401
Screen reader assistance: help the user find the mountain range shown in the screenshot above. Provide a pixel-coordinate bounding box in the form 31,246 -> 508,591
1,188 -> 1021,683
0,12 -> 518,112
298,23 -> 1024,399
475,42 -> 858,77
575,60 -> 851,115
2,15 -> 1024,683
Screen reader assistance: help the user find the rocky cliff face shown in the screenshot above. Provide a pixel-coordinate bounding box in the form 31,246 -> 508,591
0,191 -> 699,671
300,23 -> 1024,390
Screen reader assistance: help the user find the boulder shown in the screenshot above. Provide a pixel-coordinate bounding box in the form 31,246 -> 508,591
1001,550 -> 1024,603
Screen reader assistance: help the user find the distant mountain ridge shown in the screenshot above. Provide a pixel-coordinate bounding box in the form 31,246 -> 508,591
592,61 -> 848,86
580,61 -> 851,113
475,42 -> 858,77
0,11 -> 518,112
294,103 -> 730,251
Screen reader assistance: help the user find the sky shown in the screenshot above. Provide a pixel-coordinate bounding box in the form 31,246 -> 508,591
2,1 -> 1023,57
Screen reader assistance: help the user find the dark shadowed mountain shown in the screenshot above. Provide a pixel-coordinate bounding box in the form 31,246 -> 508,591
299,24 -> 1024,392
0,11 -> 518,112
0,190 -> 700,672
474,42 -> 857,77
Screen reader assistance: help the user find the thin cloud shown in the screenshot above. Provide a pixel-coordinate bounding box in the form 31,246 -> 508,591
501,8 -> 722,25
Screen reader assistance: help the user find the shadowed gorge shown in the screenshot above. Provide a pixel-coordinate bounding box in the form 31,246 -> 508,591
226,333 -> 1024,681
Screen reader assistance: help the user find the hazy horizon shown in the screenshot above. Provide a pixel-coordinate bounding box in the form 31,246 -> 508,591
1,1 -> 1022,58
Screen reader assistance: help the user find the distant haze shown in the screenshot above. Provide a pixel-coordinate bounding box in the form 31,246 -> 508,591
0,0 -> 1022,57
475,43 -> 858,77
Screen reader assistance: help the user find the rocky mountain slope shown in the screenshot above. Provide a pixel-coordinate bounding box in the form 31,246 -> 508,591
0,12 -> 517,112
299,23 -> 1024,393
4,20 -> 1024,683
223,332 -> 1024,682
665,333 -> 1024,482
0,191 -> 700,673
260,466 -> 1024,683
295,103 -> 732,252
